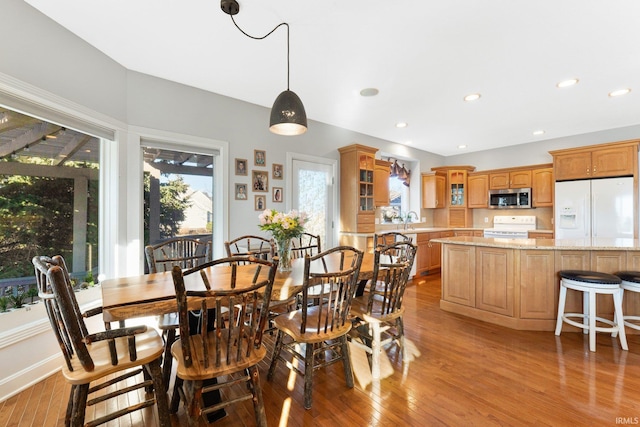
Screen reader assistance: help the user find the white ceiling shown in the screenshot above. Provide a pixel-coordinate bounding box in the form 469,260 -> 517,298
24,0 -> 640,156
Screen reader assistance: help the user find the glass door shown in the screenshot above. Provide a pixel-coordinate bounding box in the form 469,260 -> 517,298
291,158 -> 335,248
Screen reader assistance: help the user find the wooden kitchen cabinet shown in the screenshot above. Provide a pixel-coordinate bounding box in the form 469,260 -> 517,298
431,166 -> 475,228
338,144 -> 377,233
551,140 -> 639,181
416,233 -> 430,276
441,243 -> 475,307
531,167 -> 553,207
489,170 -> 532,189
467,173 -> 488,208
374,159 -> 391,207
520,250 -> 556,319
475,247 -> 514,316
528,231 -> 554,239
421,172 -> 446,209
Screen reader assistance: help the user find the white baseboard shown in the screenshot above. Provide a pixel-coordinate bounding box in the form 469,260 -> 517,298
0,353 -> 61,403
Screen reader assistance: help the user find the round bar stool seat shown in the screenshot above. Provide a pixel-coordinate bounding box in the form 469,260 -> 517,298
615,271 -> 640,332
555,270 -> 628,352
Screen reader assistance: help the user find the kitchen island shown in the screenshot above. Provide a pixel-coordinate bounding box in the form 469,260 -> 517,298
432,236 -> 640,331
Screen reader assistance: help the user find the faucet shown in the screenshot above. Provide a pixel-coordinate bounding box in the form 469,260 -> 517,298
403,211 -> 419,230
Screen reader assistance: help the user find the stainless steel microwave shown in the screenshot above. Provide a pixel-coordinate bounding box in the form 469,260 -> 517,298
488,188 -> 532,209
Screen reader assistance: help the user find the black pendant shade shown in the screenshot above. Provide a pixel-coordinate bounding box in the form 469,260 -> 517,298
222,0 -> 308,136
269,90 -> 307,136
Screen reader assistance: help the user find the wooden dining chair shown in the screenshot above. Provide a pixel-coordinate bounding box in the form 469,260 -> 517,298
226,234 -> 295,333
224,234 -> 275,261
145,236 -> 213,389
349,241 -> 417,380
267,246 -> 364,409
374,231 -> 413,247
289,232 -> 321,259
169,255 -> 278,427
32,255 -> 170,427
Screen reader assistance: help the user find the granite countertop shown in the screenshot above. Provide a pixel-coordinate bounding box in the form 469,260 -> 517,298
431,236 -> 640,250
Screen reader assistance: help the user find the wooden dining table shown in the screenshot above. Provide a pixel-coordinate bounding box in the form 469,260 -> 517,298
101,252 -> 375,323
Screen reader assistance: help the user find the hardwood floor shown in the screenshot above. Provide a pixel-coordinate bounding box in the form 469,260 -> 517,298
2,273 -> 640,426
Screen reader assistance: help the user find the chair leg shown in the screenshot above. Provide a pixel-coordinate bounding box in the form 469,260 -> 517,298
588,290 -> 596,352
162,328 -> 176,391
70,383 -> 89,427
147,358 -> 171,427
247,365 -> 268,427
267,330 -> 285,381
170,377 -> 183,414
554,284 -> 568,336
303,342 -> 314,409
340,335 -> 354,389
370,321 -> 382,380
185,380 -> 203,427
613,289 -> 629,351
65,385 -> 76,427
397,317 -> 407,362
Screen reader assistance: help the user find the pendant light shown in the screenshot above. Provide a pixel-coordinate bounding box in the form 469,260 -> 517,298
221,0 -> 307,136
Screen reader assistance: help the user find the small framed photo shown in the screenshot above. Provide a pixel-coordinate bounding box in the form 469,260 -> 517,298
235,158 -> 248,176
235,183 -> 248,200
272,187 -> 283,203
252,170 -> 268,192
254,149 -> 266,167
255,195 -> 266,211
272,163 -> 283,180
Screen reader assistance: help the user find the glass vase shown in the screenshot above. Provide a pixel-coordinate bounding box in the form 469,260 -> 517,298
275,237 -> 292,272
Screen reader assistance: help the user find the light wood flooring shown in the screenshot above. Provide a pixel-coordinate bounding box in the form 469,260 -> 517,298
2,273 -> 640,426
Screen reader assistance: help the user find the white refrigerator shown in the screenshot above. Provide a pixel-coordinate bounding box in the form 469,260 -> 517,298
555,177 -> 634,239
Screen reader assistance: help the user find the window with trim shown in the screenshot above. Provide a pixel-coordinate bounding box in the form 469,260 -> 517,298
0,108 -> 101,323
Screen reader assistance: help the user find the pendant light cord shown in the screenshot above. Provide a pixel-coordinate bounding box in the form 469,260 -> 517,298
230,16 -> 290,90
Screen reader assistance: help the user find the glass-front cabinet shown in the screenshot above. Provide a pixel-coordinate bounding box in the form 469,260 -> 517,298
449,170 -> 466,206
359,153 -> 374,212
338,144 -> 380,235
431,166 -> 475,228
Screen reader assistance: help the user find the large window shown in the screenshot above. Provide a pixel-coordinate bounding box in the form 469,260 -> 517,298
0,108 -> 101,318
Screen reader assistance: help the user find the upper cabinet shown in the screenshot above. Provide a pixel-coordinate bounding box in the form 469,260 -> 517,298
489,170 -> 532,189
431,166 -> 475,227
374,159 -> 391,207
338,144 -> 379,233
422,172 -> 446,209
531,168 -> 553,207
551,140 -> 639,181
468,173 -> 489,208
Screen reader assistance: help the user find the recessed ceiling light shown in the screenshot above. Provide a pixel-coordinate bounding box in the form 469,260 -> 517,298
360,88 -> 379,97
609,88 -> 631,97
457,144 -> 467,149
395,122 -> 408,128
533,130 -> 545,136
463,93 -> 481,102
557,78 -> 579,88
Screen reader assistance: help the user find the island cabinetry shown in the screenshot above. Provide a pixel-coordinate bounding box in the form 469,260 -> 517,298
520,250 -> 556,319
531,168 -> 553,207
475,247 -> 514,316
489,170 -> 532,190
374,159 -> 391,207
467,173 -> 488,208
421,172 -> 446,209
441,243 -> 475,306
551,140 -> 639,181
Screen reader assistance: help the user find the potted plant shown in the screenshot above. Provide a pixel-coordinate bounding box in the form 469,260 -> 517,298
0,296 -> 9,313
27,284 -> 39,304
9,291 -> 26,309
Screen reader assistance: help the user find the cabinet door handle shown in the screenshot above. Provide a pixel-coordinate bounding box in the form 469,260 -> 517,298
593,165 -> 597,174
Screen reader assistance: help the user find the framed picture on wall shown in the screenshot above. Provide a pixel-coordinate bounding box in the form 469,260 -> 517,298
235,158 -> 248,176
254,149 -> 266,167
252,170 -> 268,192
272,187 -> 283,203
255,195 -> 266,211
235,183 -> 248,200
272,163 -> 283,179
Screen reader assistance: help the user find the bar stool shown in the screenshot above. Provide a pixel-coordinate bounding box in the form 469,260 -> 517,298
615,271 -> 640,332
555,270 -> 628,352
